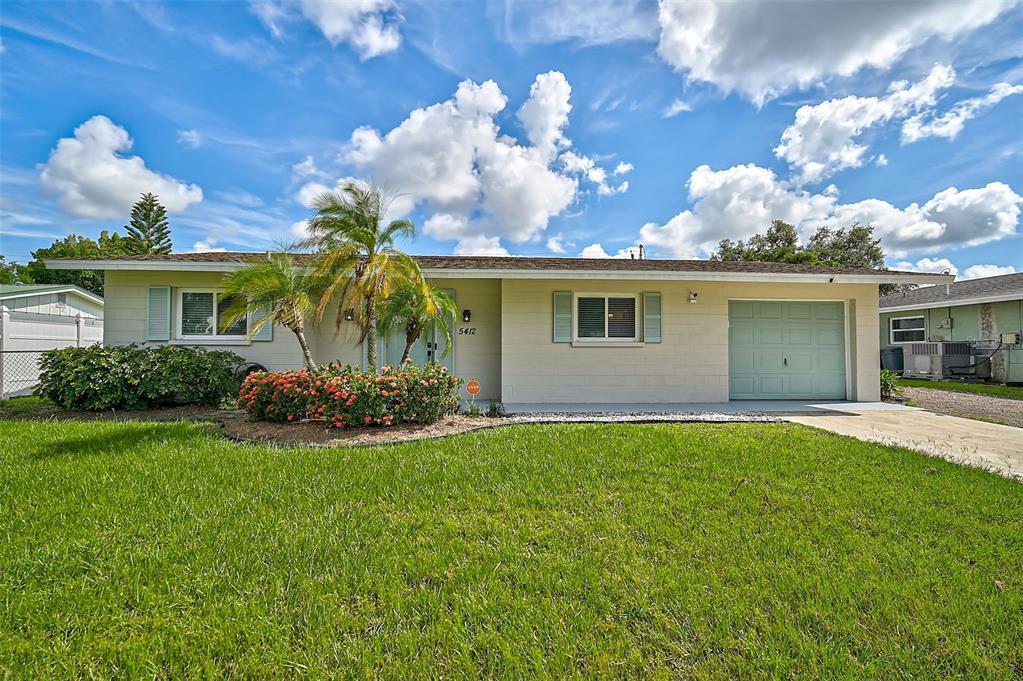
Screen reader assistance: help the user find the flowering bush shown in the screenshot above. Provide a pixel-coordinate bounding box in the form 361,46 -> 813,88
238,362 -> 461,428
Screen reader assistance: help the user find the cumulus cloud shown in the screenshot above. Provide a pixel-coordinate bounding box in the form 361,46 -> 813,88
775,64 -> 954,183
580,243 -> 640,258
962,264 -> 1017,279
292,154 -> 330,180
893,257 -> 958,275
192,240 -> 226,253
638,163 -> 1022,259
39,115 -> 203,220
561,151 -> 629,196
342,72 -> 624,254
656,0 -> 1014,104
614,161 -> 633,175
902,82 -> 1023,143
546,233 -> 567,253
177,129 -> 202,148
254,0 -> 401,59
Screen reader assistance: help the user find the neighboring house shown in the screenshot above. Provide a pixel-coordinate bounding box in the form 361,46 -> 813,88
0,284 -> 104,397
879,273 -> 1023,384
46,253 -> 947,404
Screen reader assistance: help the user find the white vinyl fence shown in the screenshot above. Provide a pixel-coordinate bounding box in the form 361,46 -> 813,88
0,305 -> 103,398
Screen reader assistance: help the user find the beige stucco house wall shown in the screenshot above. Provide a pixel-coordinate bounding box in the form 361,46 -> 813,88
500,279 -> 880,404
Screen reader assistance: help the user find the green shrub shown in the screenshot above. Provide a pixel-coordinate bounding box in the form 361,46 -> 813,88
239,362 -> 462,427
37,344 -> 243,411
880,369 -> 901,401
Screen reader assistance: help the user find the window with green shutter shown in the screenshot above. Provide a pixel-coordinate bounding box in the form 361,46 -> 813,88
573,294 -> 638,341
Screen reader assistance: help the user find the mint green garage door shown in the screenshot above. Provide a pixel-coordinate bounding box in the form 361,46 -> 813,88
728,301 -> 847,400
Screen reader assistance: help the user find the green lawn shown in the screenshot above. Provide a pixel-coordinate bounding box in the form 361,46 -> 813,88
1,420 -> 1021,678
900,378 -> 1023,400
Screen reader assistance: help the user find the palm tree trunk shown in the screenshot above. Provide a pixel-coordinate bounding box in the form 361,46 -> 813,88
402,323 -> 421,364
366,294 -> 378,371
293,322 -> 316,372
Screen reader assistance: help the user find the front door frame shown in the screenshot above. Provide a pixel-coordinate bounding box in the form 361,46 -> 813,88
727,298 -> 852,401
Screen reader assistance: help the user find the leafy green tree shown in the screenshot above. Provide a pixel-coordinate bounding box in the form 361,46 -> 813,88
378,278 -> 457,364
22,231 -> 135,295
303,181 -> 418,370
805,224 -> 885,269
0,256 -> 27,285
218,252 -> 327,372
124,192 -> 172,254
712,220 -> 819,264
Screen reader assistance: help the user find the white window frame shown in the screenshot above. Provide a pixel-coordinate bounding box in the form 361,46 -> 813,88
890,315 -> 926,344
176,289 -> 248,340
572,292 -> 638,343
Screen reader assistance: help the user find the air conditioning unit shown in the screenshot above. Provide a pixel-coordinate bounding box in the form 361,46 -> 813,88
902,342 -> 974,379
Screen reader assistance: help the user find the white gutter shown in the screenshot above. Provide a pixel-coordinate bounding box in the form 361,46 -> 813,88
880,291 -> 1023,312
45,259 -> 953,285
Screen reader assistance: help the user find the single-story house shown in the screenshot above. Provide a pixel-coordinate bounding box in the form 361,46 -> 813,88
0,284 -> 104,397
46,253 -> 949,405
880,272 -> 1023,384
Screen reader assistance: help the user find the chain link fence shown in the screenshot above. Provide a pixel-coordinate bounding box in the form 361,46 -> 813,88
0,350 -> 47,399
0,309 -> 103,399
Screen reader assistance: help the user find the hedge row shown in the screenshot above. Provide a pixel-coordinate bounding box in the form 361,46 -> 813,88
37,345 -> 243,411
239,362 -> 461,428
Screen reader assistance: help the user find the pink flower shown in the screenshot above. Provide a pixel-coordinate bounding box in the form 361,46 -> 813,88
364,415 -> 373,424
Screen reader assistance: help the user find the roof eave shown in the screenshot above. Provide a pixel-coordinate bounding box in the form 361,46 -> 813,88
880,291 -> 1023,312
44,259 -> 954,285
0,285 -> 104,305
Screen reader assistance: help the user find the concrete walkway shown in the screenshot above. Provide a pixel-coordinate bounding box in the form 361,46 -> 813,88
786,407 -> 1023,480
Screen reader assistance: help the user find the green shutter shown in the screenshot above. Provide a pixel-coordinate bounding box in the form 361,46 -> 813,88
643,292 -> 661,343
146,286 -> 171,341
553,291 -> 572,342
249,305 -> 273,341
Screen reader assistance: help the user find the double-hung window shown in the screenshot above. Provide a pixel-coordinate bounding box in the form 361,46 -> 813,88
575,294 -> 637,341
890,316 -> 925,344
178,290 -> 247,338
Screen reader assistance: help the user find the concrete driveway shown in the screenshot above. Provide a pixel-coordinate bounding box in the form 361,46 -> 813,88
786,406 -> 1023,480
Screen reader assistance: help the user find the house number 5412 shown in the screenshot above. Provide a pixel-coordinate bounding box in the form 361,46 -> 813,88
458,327 -> 478,335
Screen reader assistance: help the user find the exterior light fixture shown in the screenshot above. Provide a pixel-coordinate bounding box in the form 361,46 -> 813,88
343,308 -> 355,321
688,292 -> 698,303
462,309 -> 471,323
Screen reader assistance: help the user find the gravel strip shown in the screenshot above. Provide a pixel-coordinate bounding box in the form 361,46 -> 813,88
507,412 -> 781,424
903,387 -> 1023,429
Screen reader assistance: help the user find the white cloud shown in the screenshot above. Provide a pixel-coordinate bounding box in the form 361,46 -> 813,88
453,234 -> 509,256
493,0 -> 657,46
875,154 -> 889,167
546,233 -> 567,253
894,257 -> 958,275
580,243 -> 640,258
295,181 -> 331,208
902,82 -> 1023,143
961,264 -> 1017,279
254,0 -> 401,59
192,240 -> 226,253
177,129 -> 202,148
561,151 -> 629,196
774,64 -> 955,183
638,163 -> 1022,259
614,161 -> 633,175
662,98 -> 692,118
39,115 -> 203,219
656,1 -> 1015,104
292,155 -> 329,180
290,219 -> 311,239
342,72 -> 624,254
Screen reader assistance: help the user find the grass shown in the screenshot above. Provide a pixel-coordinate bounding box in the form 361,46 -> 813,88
1,420 -> 1021,678
967,415 -> 1008,426
0,395 -> 52,416
900,378 -> 1023,400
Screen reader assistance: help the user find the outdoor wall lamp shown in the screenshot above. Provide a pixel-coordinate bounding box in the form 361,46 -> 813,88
462,309 -> 472,323
688,292 -> 698,303
343,308 -> 355,321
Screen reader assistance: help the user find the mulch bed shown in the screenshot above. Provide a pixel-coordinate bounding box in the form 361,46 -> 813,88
220,414 -> 503,447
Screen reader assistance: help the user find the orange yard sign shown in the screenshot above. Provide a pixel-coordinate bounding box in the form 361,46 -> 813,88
466,380 -> 481,395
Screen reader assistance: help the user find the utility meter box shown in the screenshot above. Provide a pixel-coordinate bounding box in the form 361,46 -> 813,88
937,317 -> 953,329
1001,332 -> 1022,346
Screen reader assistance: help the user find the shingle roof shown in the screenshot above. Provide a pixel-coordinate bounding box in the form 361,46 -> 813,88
880,272 -> 1023,309
61,251 -> 938,278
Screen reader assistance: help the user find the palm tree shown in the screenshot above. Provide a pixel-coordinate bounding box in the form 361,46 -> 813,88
378,279 -> 457,364
304,181 -> 417,370
218,251 -> 325,372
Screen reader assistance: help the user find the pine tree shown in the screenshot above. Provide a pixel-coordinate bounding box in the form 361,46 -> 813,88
125,193 -> 172,254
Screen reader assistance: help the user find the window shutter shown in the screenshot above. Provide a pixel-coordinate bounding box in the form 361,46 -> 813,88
553,291 -> 572,342
249,305 -> 273,341
643,292 -> 661,343
146,286 -> 171,341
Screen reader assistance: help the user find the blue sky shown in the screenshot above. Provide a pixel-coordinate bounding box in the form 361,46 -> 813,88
1,0 -> 1021,279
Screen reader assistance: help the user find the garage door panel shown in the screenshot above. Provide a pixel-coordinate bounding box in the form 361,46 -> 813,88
729,301 -> 846,400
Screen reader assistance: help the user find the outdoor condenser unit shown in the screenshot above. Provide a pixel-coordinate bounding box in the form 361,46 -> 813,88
902,341 -> 974,379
